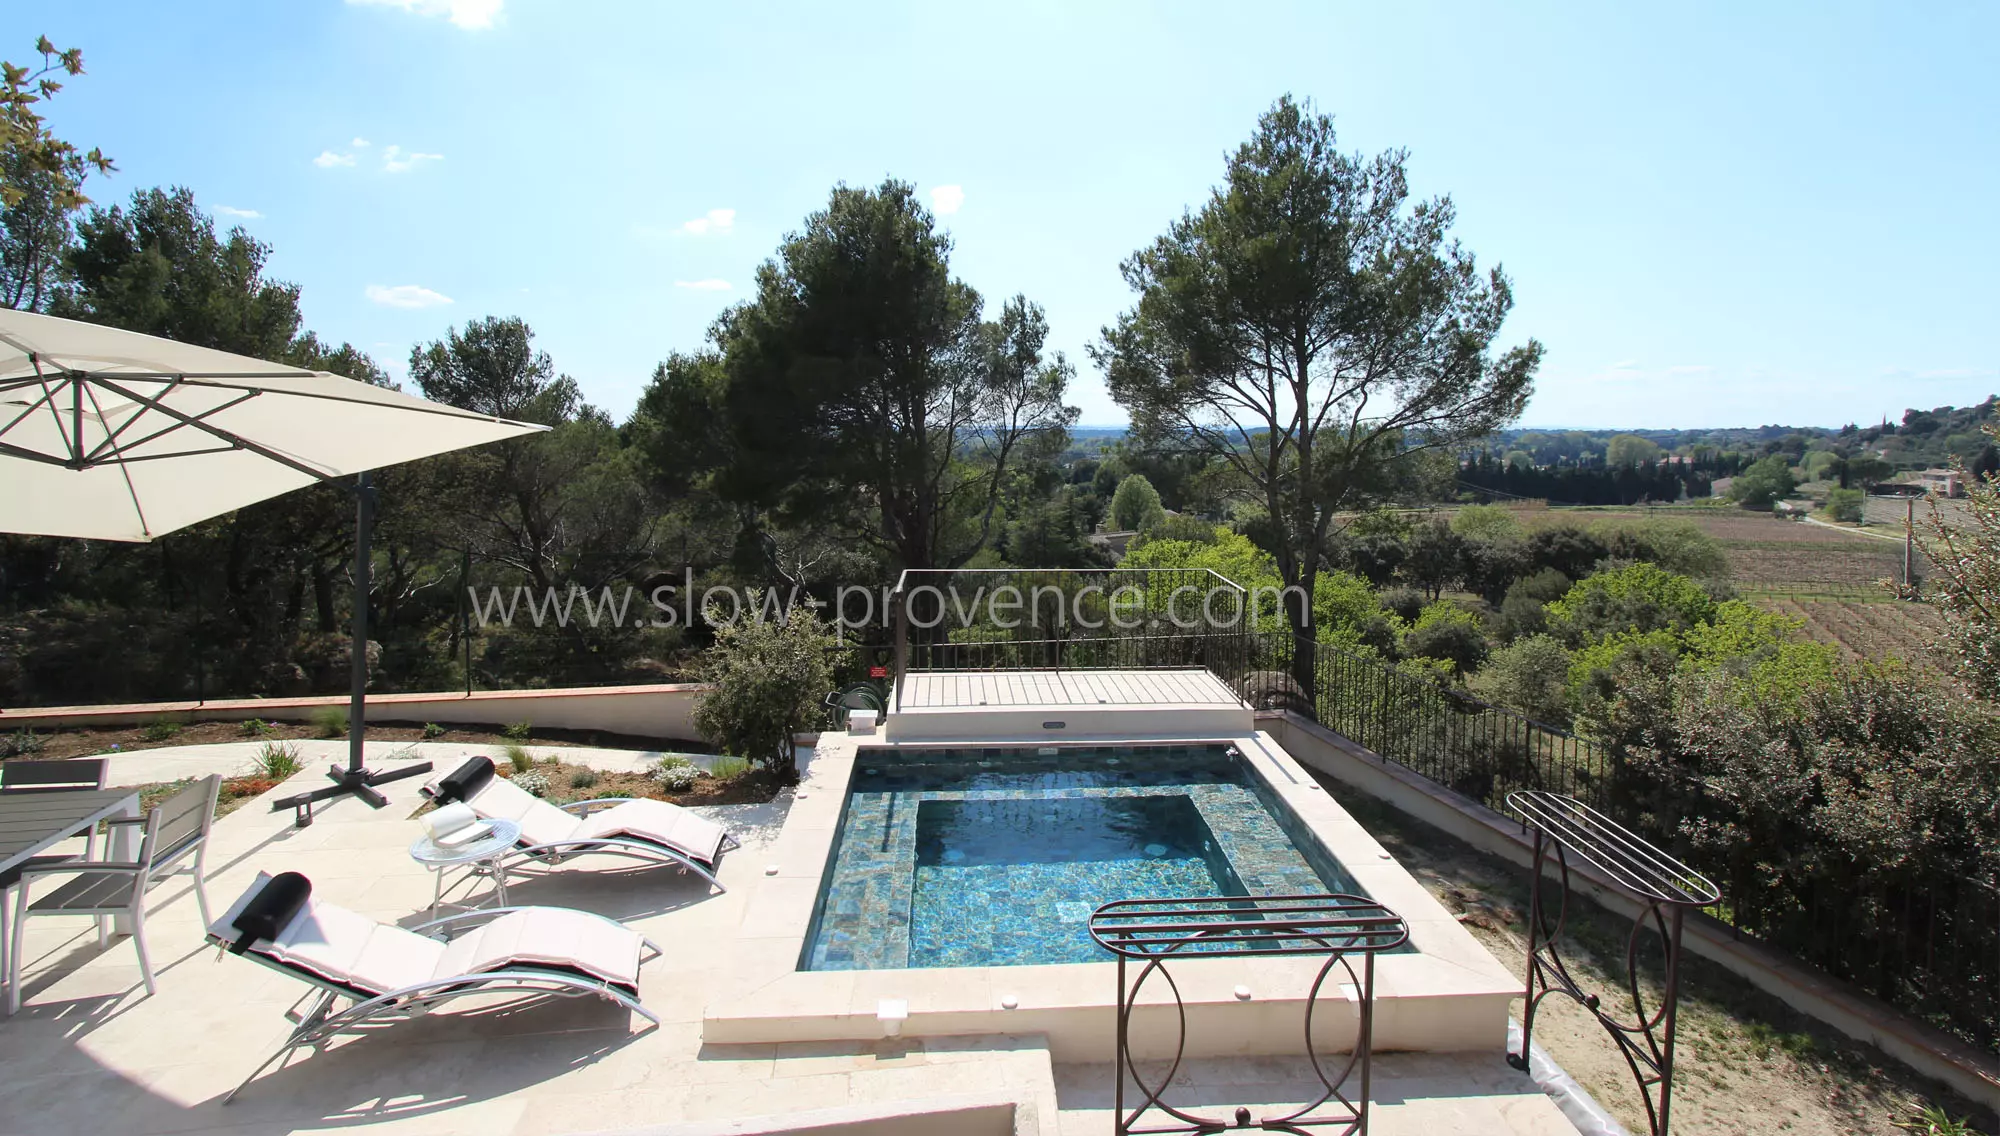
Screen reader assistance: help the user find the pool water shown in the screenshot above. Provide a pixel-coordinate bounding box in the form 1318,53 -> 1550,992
803,744 -> 1365,970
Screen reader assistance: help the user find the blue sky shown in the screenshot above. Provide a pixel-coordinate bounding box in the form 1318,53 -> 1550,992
16,1 -> 1997,429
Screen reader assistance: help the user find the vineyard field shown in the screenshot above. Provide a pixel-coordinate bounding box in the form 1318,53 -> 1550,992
1762,597 -> 1947,668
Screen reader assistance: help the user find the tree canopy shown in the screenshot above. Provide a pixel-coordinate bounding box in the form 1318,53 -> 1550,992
1092,95 -> 1541,661
1,36 -> 113,312
681,179 -> 1075,571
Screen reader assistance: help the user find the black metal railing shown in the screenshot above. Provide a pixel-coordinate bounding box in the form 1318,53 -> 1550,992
1258,630 -> 2000,1058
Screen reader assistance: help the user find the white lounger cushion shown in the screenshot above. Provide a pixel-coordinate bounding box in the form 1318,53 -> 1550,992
436,908 -> 641,990
470,775 -> 587,847
575,799 -> 729,865
210,875 -> 643,995
441,772 -> 730,866
211,876 -> 444,994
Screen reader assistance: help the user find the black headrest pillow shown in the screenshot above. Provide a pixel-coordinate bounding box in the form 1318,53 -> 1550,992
229,871 -> 311,955
432,755 -> 496,805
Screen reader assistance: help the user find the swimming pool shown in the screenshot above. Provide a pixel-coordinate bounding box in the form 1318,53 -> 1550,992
802,743 -> 1368,970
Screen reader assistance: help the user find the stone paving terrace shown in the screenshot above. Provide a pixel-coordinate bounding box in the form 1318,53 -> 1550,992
0,741 -> 1579,1135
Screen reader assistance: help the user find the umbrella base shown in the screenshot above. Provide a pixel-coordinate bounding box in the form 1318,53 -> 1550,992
269,762 -> 435,828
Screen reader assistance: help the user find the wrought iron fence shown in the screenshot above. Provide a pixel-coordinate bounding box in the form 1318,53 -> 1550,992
1252,630 -> 2000,1057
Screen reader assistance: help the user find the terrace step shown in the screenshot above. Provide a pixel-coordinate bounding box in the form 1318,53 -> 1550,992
1051,1053 -> 1586,1136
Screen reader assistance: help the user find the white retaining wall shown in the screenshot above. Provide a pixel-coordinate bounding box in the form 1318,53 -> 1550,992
0,683 -> 711,741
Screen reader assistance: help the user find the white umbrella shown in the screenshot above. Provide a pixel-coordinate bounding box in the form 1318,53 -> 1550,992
0,308 -> 548,816
0,308 -> 538,540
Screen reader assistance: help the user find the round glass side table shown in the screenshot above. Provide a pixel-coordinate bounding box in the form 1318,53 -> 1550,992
408,817 -> 520,920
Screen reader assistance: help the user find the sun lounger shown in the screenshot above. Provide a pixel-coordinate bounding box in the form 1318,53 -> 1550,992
208,871 -> 660,1103
423,756 -> 737,892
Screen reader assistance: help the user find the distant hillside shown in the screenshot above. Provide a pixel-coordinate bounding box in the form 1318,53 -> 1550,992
1854,397 -> 1998,468
1487,397 -> 1996,470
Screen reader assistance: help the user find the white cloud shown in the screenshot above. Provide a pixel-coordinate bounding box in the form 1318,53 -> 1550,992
346,0 -> 502,30
681,208 -> 736,236
352,137 -> 371,148
365,283 -> 454,309
381,145 -> 444,173
313,150 -> 356,168
674,279 -> 732,292
1608,359 -> 1639,370
214,205 -> 262,219
930,185 -> 965,215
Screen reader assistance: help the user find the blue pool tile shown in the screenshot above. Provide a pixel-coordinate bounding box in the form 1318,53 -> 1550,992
804,744 -> 1368,971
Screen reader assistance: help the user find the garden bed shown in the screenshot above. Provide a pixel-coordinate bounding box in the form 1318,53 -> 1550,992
489,757 -> 787,809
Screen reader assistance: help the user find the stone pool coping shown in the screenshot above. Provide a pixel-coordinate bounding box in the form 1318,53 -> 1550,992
704,728 -> 1520,1062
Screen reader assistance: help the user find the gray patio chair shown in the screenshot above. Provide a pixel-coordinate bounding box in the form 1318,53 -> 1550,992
208,871 -> 660,1103
4,774 -> 221,1014
0,757 -> 110,795
0,756 -> 113,1005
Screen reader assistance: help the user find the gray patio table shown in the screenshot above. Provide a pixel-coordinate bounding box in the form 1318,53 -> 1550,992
0,788 -> 144,933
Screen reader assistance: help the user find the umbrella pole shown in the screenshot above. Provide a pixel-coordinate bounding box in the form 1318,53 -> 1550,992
346,470 -> 372,776
270,472 -> 434,825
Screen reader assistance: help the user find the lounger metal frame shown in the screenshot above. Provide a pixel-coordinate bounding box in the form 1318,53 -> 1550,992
211,905 -> 662,1104
460,795 -> 740,893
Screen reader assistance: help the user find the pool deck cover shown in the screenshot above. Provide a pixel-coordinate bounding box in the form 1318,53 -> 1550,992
0,732 -> 1576,1136
888,668 -> 1255,742
896,669 -> 1243,709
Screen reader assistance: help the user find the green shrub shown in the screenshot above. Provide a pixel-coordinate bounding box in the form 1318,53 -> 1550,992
1729,454 -> 1798,509
0,728 -> 45,758
1400,602 -> 1489,676
1545,563 -> 1718,647
1402,518 -> 1468,598
1825,486 -> 1865,523
504,743 -> 533,774
1312,571 -> 1387,638
254,741 -> 302,779
1566,628 -> 1683,734
510,770 -> 550,797
1449,504 -> 1525,543
1893,1102 -> 1987,1135
1587,519 -> 1729,578
1110,474 -> 1166,531
1378,586 -> 1426,625
650,756 -> 700,792
237,718 -> 269,737
421,722 -> 446,739
502,720 -> 533,741
708,755 -> 751,780
1459,536 -> 1531,605
567,768 -> 600,790
310,707 -> 348,738
1524,524 -> 1608,580
140,716 -> 184,742
692,603 -> 834,778
1499,568 -> 1571,640
1469,634 -> 1573,726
